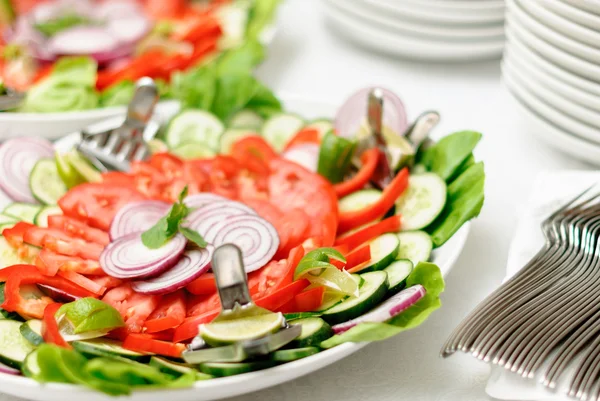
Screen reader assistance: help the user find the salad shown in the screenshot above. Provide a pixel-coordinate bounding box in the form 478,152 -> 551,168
0,0 -> 278,112
0,73 -> 484,395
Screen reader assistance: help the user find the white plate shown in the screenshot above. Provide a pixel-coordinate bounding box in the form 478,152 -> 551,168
324,1 -> 505,61
393,0 -> 505,13
329,0 -> 505,41
505,80 -> 600,166
561,0 -> 600,14
507,13 -> 600,82
505,28 -> 600,98
523,0 -> 600,48
0,94 -> 471,401
365,0 -> 505,24
0,101 -> 181,141
543,0 -> 600,31
510,0 -> 600,63
503,63 -> 600,147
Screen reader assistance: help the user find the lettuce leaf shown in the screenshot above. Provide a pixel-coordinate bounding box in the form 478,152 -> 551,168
419,130 -> 482,182
246,0 -> 281,41
100,80 -> 135,108
320,262 -> 445,348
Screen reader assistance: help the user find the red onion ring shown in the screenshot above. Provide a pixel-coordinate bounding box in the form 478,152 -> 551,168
185,201 -> 257,243
100,233 -> 186,279
131,247 -> 213,295
109,200 -> 171,241
184,193 -> 230,209
0,362 -> 20,376
332,285 -> 426,334
0,137 -> 54,203
211,214 -> 280,273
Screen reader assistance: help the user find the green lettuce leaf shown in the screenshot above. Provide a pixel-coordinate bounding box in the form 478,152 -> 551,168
320,262 -> 445,348
246,0 -> 281,40
419,130 -> 482,182
100,80 -> 135,108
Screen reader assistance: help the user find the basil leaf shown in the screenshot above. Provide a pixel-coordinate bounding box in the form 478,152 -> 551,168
179,227 -> 208,248
142,188 -> 190,249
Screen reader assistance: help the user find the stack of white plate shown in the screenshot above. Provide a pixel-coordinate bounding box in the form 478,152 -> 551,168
503,0 -> 600,165
323,0 -> 506,62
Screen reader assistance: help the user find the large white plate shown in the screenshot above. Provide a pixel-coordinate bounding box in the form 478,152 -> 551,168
324,0 -> 504,61
0,94 -> 471,401
543,0 -> 600,31
329,0 -> 505,41
0,101 -> 181,141
561,0 -> 600,15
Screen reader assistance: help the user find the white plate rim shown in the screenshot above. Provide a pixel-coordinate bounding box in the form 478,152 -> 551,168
389,0 -> 505,13
0,93 -> 472,401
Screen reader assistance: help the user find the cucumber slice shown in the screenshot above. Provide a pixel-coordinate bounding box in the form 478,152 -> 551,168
384,260 -> 413,294
304,119 -> 333,138
0,320 -> 36,368
356,233 -> 400,273
289,317 -> 333,348
19,319 -> 44,346
150,357 -> 211,380
397,231 -> 433,265
395,173 -> 447,230
338,189 -> 382,214
72,339 -> 148,362
199,361 -> 275,377
322,271 -> 388,325
271,347 -> 319,363
22,349 -> 40,378
3,203 -> 41,224
261,113 -> 305,152
412,164 -> 427,174
33,205 -> 62,227
0,237 -> 37,266
29,159 -> 68,205
219,128 -> 258,154
0,214 -> 16,225
228,109 -> 264,130
166,110 -> 224,150
171,143 -> 217,160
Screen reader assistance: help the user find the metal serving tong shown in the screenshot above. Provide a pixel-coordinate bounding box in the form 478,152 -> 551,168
182,244 -> 301,364
76,77 -> 160,172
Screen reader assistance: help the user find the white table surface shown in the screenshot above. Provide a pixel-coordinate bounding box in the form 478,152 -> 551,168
1,1 -> 593,401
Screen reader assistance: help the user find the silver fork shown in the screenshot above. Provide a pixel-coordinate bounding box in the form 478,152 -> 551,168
77,77 -> 160,172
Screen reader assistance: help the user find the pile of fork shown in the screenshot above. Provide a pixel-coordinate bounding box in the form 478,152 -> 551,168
441,186 -> 600,401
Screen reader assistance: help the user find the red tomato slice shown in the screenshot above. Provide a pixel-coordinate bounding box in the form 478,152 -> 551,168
57,271 -> 106,296
186,273 -> 217,295
186,293 -> 220,317
101,172 -> 136,187
144,291 -> 187,333
284,128 -> 321,150
149,153 -> 185,180
35,249 -> 103,276
102,285 -> 161,333
89,276 -> 123,291
58,183 -> 146,231
123,334 -> 186,358
272,209 -> 310,257
47,215 -> 110,246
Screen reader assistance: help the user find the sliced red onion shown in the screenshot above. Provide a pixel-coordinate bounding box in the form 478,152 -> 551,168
0,137 -> 54,203
38,284 -> 80,303
185,201 -> 257,243
335,86 -> 408,139
282,144 -> 320,172
98,0 -> 145,20
0,362 -> 20,376
211,214 -> 279,273
132,247 -> 213,295
332,285 -> 426,334
109,200 -> 170,241
100,233 -> 186,279
48,27 -> 120,55
106,17 -> 150,44
184,193 -> 230,209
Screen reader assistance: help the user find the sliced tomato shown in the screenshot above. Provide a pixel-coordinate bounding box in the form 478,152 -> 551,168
247,245 -> 304,297
101,172 -> 136,187
284,128 -> 321,150
149,153 -> 185,181
23,227 -> 72,247
186,293 -> 220,317
123,334 -> 186,358
272,209 -> 310,257
186,273 -> 217,295
57,271 -> 106,296
35,249 -> 103,276
42,303 -> 70,349
42,236 -> 104,261
89,276 -> 123,290
102,285 -> 161,333
144,291 -> 187,333
3,222 -> 34,248
173,309 -> 220,343
47,215 -> 110,246
231,136 -> 276,176
58,183 -> 146,230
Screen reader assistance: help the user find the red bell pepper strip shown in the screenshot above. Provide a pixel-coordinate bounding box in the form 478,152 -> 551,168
284,128 -> 321,151
333,148 -> 379,198
144,291 -> 187,333
172,309 -> 220,343
345,244 -> 372,270
123,334 -> 186,359
42,303 -> 71,349
186,273 -> 217,295
337,167 -> 409,233
335,215 -> 402,251
145,329 -> 176,342
2,265 -> 94,319
279,286 -> 326,313
57,270 -> 106,296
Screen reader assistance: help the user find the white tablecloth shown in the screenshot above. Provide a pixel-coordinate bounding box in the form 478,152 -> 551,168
2,1 -> 594,400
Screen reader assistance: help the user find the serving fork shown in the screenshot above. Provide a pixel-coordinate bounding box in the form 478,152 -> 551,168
441,184 -> 600,401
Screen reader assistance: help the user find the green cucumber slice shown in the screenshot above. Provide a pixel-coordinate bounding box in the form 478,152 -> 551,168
0,237 -> 37,267
171,143 -> 217,160
397,231 -> 433,265
0,222 -> 16,232
22,349 -> 40,378
384,259 -> 413,294
338,189 -> 382,214
150,357 -> 211,380
228,109 -> 264,130
271,347 -> 319,363
0,320 -> 36,368
356,233 -> 400,273
199,361 -> 275,377
395,173 -> 447,230
304,119 -> 333,138
322,271 -> 388,325
166,110 -> 224,150
0,214 -> 16,225
33,205 -> 62,227
72,339 -> 148,362
19,319 -> 44,346
3,203 -> 41,224
261,113 -> 305,152
289,317 -> 333,348
219,128 -> 258,154
29,159 -> 68,205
